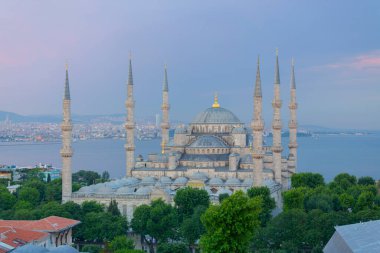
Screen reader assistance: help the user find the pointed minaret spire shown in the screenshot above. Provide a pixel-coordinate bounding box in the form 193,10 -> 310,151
163,64 -> 169,92
274,48 -> 280,85
254,56 -> 262,97
252,55 -> 264,187
161,64 -> 170,148
290,58 -> 296,89
61,64 -> 73,203
125,56 -> 135,177
288,58 -> 298,177
64,63 -> 70,100
271,48 -> 283,185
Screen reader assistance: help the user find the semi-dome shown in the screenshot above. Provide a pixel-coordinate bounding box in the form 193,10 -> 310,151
135,186 -> 152,195
116,186 -> 135,194
189,135 -> 228,148
192,107 -> 241,124
159,176 -> 173,185
208,177 -> 224,186
141,176 -> 157,186
242,178 -> 254,187
225,178 -> 241,186
190,172 -> 208,181
173,177 -> 188,185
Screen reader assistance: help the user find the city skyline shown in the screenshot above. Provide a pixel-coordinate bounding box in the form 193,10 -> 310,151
0,1 -> 380,130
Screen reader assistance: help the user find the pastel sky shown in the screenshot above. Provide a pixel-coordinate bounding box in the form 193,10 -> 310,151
0,1 -> 379,130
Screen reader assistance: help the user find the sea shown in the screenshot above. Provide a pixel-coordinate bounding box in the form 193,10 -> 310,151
0,134 -> 379,182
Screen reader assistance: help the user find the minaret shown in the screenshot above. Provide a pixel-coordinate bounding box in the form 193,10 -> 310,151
288,59 -> 298,173
161,65 -> 170,150
271,49 -> 283,184
125,57 -> 135,177
251,56 -> 264,186
61,64 -> 73,203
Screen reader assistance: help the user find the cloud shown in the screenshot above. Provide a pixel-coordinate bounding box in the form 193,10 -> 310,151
324,50 -> 380,71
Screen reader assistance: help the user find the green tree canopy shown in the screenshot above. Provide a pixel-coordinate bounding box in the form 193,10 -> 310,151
174,187 -> 210,220
358,176 -> 376,186
291,173 -> 325,188
109,235 -> 134,252
17,186 -> 40,206
200,191 -> 261,253
157,242 -> 188,253
247,186 -> 276,226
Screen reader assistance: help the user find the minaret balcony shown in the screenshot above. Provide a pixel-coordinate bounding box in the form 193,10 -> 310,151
271,146 -> 283,153
124,145 -> 135,151
272,120 -> 282,130
272,100 -> 282,108
161,104 -> 170,110
252,149 -> 264,159
125,122 -> 135,129
125,100 -> 135,108
60,149 -> 73,157
251,121 -> 264,131
289,103 -> 298,110
61,124 -> 73,131
288,142 -> 298,148
161,122 -> 170,129
288,121 -> 297,129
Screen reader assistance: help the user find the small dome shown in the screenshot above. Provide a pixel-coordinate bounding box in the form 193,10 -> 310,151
173,177 -> 188,185
208,177 -> 224,186
232,127 -> 246,134
159,176 -> 173,185
135,186 -> 152,195
242,178 -> 254,187
116,186 -> 135,194
121,177 -> 140,186
191,172 -> 208,181
189,135 -> 228,148
192,107 -> 241,124
96,185 -> 115,194
217,188 -> 232,195
175,127 -> 187,134
225,178 -> 241,186
12,245 -> 49,253
50,245 -> 79,253
141,176 -> 157,186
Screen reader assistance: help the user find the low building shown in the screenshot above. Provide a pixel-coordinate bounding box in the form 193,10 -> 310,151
0,168 -> 12,180
324,220 -> 380,253
0,216 -> 80,252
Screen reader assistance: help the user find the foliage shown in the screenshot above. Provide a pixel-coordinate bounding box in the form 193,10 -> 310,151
358,176 -> 376,186
114,250 -> 145,253
181,205 -> 207,248
247,186 -> 276,226
17,186 -> 40,206
291,173 -> 325,188
102,171 -> 110,181
218,193 -> 229,202
200,191 -> 261,253
108,199 -> 121,216
157,242 -> 188,253
283,187 -> 307,211
81,245 -> 102,253
333,173 -> 357,190
109,235 -> 134,252
0,185 -> 16,210
72,170 -> 101,186
174,187 -> 210,220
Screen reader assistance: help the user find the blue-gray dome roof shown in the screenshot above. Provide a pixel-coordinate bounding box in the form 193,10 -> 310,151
189,135 -> 228,148
192,107 -> 241,124
232,127 -> 246,134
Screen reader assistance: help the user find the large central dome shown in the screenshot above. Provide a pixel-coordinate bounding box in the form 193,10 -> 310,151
192,107 -> 241,124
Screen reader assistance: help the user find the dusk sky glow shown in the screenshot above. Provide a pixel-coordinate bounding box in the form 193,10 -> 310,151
0,1 -> 380,129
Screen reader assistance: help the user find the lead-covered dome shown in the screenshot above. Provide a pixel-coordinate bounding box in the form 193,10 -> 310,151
192,107 -> 241,124
189,135 -> 228,148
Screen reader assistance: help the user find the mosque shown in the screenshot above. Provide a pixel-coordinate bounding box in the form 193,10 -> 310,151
61,51 -> 298,220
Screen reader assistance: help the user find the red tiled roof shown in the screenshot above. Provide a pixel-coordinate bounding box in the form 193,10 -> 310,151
0,226 -> 48,250
0,216 -> 80,233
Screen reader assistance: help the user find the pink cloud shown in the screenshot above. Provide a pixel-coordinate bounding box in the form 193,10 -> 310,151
325,50 -> 380,70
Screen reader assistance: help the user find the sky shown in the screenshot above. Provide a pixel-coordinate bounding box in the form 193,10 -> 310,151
0,1 -> 379,130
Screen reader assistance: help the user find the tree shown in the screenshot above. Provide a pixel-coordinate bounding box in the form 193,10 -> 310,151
39,201 -> 70,218
63,201 -> 83,220
23,179 -> 46,202
200,191 -> 261,253
247,187 -> 276,226
82,201 -> 104,213
174,187 -> 210,220
283,188 -> 307,211
181,205 -> 207,252
102,171 -> 110,181
47,173 -> 51,183
81,245 -> 101,253
45,179 -> 62,202
0,186 -> 16,210
18,186 -> 40,206
73,170 -> 101,186
291,173 -> 325,188
355,191 -> 375,211
109,235 -> 134,252
108,199 -> 121,216
358,176 -> 375,186
333,173 -> 357,190
157,242 -> 188,253
218,193 -> 229,203
339,193 -> 355,211
131,200 -> 178,253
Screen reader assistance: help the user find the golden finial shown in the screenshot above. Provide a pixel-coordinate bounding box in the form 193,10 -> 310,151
161,141 -> 165,154
212,92 -> 220,108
